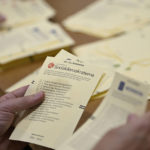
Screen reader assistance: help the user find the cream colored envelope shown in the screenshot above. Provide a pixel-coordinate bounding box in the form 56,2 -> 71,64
57,72 -> 149,150
63,0 -> 150,38
0,21 -> 74,65
10,51 -> 103,149
0,0 -> 56,28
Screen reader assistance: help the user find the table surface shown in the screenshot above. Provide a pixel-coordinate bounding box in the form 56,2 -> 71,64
0,0 -> 150,149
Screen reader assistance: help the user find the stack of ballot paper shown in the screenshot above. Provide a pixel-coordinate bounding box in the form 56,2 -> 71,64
0,0 -> 56,29
9,50 -> 104,149
57,72 -> 149,150
63,0 -> 150,38
0,21 -> 74,71
72,24 -> 150,99
6,51 -> 105,100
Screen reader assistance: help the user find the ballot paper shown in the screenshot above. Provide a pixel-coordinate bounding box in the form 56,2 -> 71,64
57,72 -> 149,150
63,0 -> 150,38
0,21 -> 74,65
10,50 -> 103,149
0,0 -> 55,28
73,24 -> 150,99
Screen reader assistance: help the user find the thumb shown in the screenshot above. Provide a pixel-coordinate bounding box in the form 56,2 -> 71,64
127,114 -> 139,124
0,91 -> 44,136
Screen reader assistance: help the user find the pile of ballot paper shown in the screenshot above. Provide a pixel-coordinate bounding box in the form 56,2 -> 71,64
0,0 -> 74,71
9,50 -> 149,150
63,0 -> 150,38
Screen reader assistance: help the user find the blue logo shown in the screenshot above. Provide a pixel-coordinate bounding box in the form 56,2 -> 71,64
118,81 -> 125,91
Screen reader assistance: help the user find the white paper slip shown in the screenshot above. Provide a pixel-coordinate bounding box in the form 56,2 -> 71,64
6,69 -> 40,93
73,24 -> 150,98
0,21 -> 74,64
63,0 -> 150,38
57,72 -> 149,150
0,0 -> 56,28
10,51 -> 103,149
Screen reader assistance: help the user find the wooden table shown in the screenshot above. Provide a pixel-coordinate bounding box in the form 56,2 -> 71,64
0,0 -> 150,149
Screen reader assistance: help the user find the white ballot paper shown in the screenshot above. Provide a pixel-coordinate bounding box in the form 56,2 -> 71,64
57,72 -> 149,150
0,0 -> 55,28
0,21 -> 74,65
10,51 -> 103,149
63,0 -> 150,38
73,24 -> 150,99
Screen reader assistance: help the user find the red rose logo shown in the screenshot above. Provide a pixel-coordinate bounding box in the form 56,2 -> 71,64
48,62 -> 55,68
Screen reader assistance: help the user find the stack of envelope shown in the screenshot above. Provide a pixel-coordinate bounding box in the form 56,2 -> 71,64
63,0 -> 150,38
72,24 -> 150,99
0,21 -> 74,71
0,0 -> 75,71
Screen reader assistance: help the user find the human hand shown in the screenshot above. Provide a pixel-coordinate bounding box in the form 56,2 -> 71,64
93,113 -> 150,150
0,86 -> 44,150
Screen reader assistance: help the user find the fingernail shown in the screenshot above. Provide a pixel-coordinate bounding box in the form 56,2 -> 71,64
0,15 -> 6,22
128,114 -> 138,122
35,91 -> 44,99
